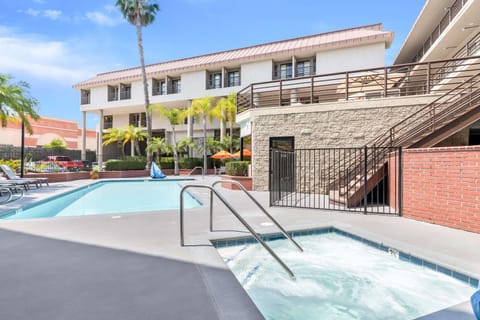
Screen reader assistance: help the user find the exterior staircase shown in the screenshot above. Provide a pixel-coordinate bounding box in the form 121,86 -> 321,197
329,71 -> 480,207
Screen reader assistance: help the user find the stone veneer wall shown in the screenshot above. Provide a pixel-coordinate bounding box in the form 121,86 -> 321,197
251,95 -> 436,191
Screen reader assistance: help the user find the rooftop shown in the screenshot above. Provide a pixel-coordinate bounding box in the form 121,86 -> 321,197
73,23 -> 394,89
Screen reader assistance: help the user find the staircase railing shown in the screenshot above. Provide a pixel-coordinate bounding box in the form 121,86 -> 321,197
330,71 -> 480,207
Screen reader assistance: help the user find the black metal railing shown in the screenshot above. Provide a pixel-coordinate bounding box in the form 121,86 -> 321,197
237,55 -> 480,113
270,147 -> 401,215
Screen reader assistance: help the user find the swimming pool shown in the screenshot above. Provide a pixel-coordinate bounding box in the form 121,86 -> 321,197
1,179 -> 201,220
214,228 -> 477,320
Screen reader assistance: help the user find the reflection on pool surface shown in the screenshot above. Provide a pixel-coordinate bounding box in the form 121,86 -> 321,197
215,229 -> 477,320
2,179 -> 201,220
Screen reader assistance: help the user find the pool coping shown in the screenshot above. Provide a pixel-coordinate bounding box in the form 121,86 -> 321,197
0,178 -> 200,219
210,226 -> 479,289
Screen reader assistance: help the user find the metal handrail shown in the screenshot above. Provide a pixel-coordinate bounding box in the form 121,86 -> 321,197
188,166 -> 204,178
180,184 -> 296,278
211,180 -> 303,252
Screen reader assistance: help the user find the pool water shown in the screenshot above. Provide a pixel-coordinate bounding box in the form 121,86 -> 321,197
2,180 -> 201,220
215,231 -> 476,320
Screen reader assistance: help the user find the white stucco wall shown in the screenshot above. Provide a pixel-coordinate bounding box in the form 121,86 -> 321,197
241,60 -> 273,85
316,42 -> 385,75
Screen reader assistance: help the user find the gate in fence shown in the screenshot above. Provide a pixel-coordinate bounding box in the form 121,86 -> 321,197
269,146 -> 402,215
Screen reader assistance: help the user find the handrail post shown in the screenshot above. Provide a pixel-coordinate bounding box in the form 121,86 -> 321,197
426,62 -> 431,94
209,189 -> 213,232
310,76 -> 314,103
180,184 -> 296,278
345,72 -> 349,100
250,85 -> 253,109
384,67 -> 388,98
363,145 -> 368,215
212,180 -> 303,252
279,80 -> 283,106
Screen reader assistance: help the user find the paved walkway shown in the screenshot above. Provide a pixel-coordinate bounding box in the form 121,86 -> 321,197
0,177 -> 479,319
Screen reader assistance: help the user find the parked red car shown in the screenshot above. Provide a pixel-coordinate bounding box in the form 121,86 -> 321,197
39,156 -> 84,172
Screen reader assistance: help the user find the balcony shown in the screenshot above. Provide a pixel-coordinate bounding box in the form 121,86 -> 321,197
237,55 -> 480,113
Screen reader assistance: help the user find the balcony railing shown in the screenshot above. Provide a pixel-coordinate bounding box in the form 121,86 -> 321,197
413,0 -> 470,62
237,55 -> 480,114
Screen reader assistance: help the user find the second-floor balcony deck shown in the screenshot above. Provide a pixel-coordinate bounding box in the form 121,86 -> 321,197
237,53 -> 480,114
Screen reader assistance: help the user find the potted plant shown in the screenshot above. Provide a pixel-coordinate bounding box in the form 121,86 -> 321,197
90,166 -> 99,179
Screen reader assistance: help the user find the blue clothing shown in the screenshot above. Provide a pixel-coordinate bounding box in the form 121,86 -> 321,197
150,162 -> 166,179
472,289 -> 480,320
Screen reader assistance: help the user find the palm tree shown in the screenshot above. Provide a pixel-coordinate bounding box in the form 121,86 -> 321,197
102,127 -> 126,156
216,93 -> 237,153
189,96 -> 222,173
123,125 -> 147,156
0,74 -> 39,133
177,137 -> 197,158
146,137 -> 169,164
116,0 -> 159,169
151,105 -> 186,175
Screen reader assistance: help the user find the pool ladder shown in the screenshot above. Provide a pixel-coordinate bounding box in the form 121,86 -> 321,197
180,180 -> 303,279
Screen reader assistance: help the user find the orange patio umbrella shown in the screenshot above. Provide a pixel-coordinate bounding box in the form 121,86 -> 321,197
233,149 -> 252,158
211,150 -> 233,159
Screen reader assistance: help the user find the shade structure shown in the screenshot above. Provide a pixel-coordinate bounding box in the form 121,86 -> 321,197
233,149 -> 252,158
336,71 -> 405,95
211,150 -> 234,159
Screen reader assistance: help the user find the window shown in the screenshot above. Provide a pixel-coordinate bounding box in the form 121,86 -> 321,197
152,79 -> 166,96
207,71 -> 222,89
81,89 -> 90,105
108,85 -> 119,101
273,62 -> 292,79
183,116 -> 196,125
103,115 -> 113,129
227,70 -> 240,87
296,60 -> 314,77
129,112 -> 146,127
170,78 -> 181,94
120,83 -> 131,100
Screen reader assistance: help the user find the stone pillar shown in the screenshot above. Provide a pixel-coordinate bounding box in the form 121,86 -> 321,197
98,109 -> 104,170
81,111 -> 87,160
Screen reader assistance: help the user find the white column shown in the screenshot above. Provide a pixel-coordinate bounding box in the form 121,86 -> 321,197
81,111 -> 87,160
98,109 -> 104,170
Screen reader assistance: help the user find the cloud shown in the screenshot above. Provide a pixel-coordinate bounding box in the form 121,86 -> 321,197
0,25 -> 103,85
86,11 -> 119,27
43,9 -> 61,20
25,8 -> 40,16
33,0 -> 46,3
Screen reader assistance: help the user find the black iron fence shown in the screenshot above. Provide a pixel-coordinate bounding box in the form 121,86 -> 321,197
270,147 -> 402,215
0,145 -> 96,163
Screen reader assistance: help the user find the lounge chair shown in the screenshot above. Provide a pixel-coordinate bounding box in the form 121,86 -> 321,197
0,182 -> 24,204
0,165 -> 48,188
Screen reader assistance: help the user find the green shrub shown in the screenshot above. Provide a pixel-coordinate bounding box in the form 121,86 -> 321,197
105,159 -> 146,171
225,161 -> 249,176
179,157 -> 203,169
159,157 -> 174,169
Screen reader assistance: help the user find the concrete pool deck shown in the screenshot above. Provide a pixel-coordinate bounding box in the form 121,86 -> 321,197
0,176 -> 479,320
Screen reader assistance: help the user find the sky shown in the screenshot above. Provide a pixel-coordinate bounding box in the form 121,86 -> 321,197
0,0 -> 425,129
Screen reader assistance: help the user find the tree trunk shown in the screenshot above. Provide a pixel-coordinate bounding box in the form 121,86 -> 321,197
131,140 -> 135,156
203,115 -> 207,174
172,127 -> 179,175
135,18 -> 152,169
229,124 -> 233,153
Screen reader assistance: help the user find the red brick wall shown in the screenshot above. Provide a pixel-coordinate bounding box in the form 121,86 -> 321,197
403,146 -> 480,233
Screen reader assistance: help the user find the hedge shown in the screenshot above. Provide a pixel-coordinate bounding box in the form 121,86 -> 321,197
0,159 -> 21,172
225,161 -> 249,176
157,157 -> 223,170
105,159 -> 146,171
